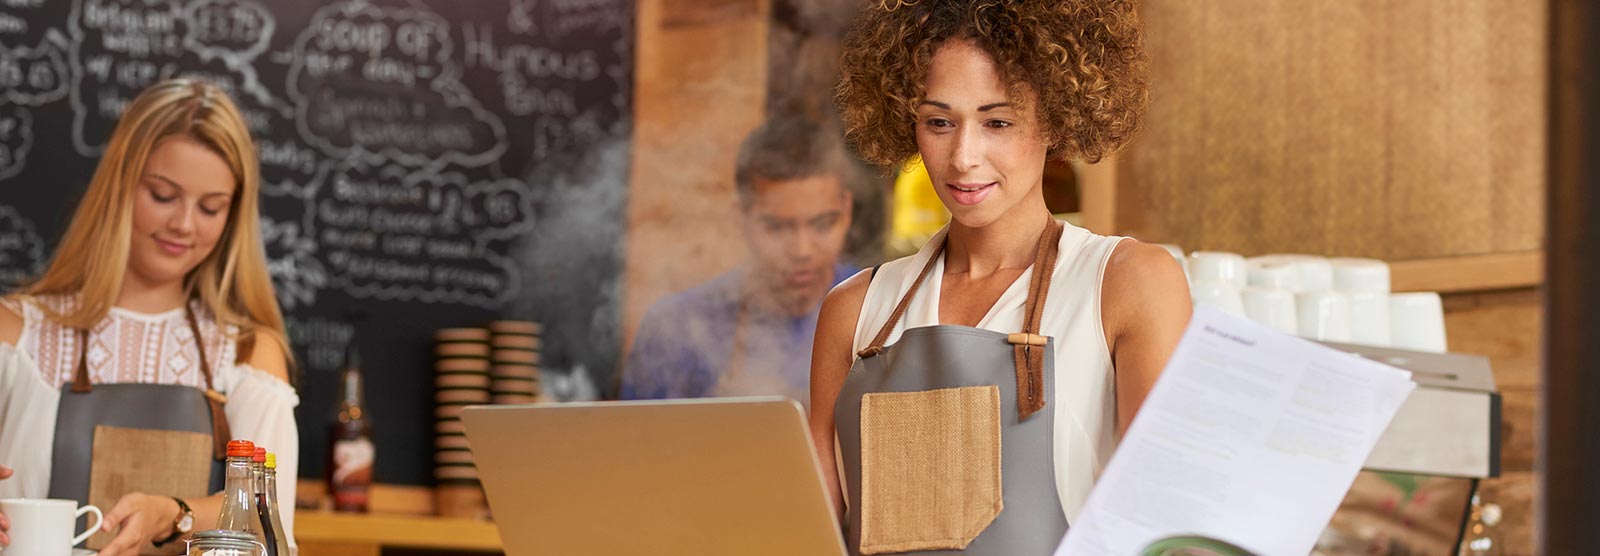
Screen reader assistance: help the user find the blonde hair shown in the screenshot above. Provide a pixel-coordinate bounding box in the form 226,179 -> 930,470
24,78 -> 292,367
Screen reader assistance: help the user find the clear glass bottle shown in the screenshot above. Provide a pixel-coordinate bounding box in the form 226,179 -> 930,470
216,440 -> 263,546
261,453 -> 290,556
251,447 -> 278,556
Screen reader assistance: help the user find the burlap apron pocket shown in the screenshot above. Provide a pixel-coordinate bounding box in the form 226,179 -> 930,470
858,385 -> 1003,554
87,425 -> 212,554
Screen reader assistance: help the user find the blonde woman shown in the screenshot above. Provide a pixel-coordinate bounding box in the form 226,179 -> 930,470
0,79 -> 298,556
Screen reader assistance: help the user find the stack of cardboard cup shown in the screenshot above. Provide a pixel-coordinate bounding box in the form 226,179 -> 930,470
488,321 -> 542,404
433,327 -> 491,519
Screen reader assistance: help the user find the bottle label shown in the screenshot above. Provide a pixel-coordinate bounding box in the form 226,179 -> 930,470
331,438 -> 374,507
198,548 -> 254,556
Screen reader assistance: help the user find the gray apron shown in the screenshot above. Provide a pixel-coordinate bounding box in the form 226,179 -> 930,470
836,222 -> 1069,555
48,305 -> 228,507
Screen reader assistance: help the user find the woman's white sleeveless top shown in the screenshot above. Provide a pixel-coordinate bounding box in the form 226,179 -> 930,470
851,221 -> 1127,523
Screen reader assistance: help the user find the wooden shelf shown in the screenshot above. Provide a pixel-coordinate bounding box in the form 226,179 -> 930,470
1389,250 -> 1544,293
296,480 -> 436,516
295,510 -> 502,553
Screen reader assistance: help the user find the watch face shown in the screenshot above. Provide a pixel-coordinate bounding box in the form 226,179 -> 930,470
177,514 -> 194,533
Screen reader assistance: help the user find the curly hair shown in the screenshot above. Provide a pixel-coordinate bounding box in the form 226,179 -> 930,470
835,0 -> 1149,166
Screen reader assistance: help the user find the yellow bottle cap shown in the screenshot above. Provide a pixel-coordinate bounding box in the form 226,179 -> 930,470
265,452 -> 277,470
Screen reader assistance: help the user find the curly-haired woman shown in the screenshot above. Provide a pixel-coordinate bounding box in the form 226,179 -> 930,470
809,1 -> 1191,553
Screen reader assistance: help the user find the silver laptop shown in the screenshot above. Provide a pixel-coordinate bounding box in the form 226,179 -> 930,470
461,397 -> 848,556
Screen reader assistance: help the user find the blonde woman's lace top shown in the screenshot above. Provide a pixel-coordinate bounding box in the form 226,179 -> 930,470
0,293 -> 301,553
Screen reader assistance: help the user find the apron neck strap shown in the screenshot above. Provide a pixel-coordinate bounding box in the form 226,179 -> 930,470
70,301 -> 232,459
856,220 -> 1065,420
856,220 -> 1065,350
855,235 -> 946,359
69,328 -> 91,394
1012,221 -> 1064,419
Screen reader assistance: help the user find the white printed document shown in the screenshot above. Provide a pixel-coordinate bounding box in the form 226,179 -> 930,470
1055,307 -> 1416,556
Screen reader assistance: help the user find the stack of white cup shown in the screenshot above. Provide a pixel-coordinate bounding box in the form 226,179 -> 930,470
1169,246 -> 1446,352
1241,256 -> 1303,335
1331,258 -> 1392,347
1186,252 -> 1247,317
1390,291 -> 1448,352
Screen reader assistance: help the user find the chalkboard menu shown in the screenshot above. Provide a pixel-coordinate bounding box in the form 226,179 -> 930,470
0,0 -> 633,485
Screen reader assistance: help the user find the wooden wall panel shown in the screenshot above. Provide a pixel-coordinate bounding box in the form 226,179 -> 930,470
1487,1 -> 1550,254
1442,288 -> 1542,556
1299,1 -> 1389,258
1119,0 -> 1546,259
623,0 -> 769,349
1499,387 -> 1537,473
1443,288 -> 1543,389
1387,1 -> 1494,258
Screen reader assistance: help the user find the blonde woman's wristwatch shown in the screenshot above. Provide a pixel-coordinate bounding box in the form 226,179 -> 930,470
152,497 -> 194,547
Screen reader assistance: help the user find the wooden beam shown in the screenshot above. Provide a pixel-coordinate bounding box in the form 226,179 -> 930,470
1544,0 -> 1600,549
1388,250 -> 1544,293
660,0 -> 761,28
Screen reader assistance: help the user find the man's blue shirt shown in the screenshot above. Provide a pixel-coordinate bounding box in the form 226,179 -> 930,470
619,264 -> 858,407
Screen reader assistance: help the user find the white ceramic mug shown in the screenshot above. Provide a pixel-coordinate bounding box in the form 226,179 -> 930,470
1289,257 -> 1334,292
1345,290 -> 1392,347
0,498 -> 102,556
1188,252 -> 1248,290
1254,254 -> 1333,292
1330,257 -> 1392,293
1390,292 -> 1448,353
1190,280 -> 1246,317
1296,290 -> 1352,342
1247,258 -> 1300,291
1242,287 -> 1298,334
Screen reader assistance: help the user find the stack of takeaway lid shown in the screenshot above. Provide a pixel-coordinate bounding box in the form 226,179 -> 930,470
488,320 -> 542,404
433,327 -> 491,519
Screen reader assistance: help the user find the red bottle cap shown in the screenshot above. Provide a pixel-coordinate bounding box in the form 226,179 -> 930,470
226,440 -> 255,458
253,447 -> 267,463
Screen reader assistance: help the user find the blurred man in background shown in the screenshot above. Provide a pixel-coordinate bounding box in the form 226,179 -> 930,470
621,118 -> 858,408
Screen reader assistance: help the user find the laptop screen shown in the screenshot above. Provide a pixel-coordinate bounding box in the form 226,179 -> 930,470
461,398 -> 848,556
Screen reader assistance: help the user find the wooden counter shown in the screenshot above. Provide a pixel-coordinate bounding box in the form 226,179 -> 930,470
295,510 -> 502,555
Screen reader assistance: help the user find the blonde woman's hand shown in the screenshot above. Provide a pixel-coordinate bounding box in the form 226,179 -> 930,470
98,492 -> 181,556
0,464 -> 12,547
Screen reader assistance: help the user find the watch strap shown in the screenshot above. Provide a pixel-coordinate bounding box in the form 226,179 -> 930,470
151,496 -> 193,547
